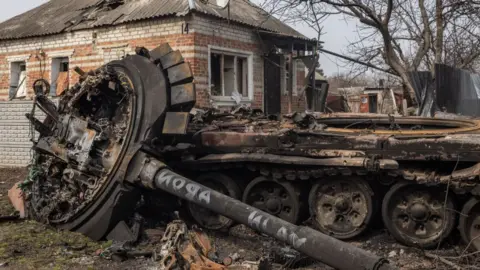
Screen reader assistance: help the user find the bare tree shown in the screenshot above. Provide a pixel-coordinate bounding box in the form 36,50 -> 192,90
258,0 -> 480,105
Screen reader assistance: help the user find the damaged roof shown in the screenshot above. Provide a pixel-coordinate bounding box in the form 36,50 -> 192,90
0,0 -> 308,41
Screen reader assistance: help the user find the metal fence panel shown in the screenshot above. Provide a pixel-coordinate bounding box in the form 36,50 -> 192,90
436,64 -> 480,117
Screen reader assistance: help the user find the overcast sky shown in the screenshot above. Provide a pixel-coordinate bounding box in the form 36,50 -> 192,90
0,0 -> 356,76
283,16 -> 358,76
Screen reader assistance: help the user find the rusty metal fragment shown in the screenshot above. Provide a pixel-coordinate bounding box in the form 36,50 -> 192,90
159,219 -> 225,270
8,182 -> 25,218
171,83 -> 196,110
159,50 -> 184,69
167,63 -> 193,85
149,43 -> 174,62
163,112 -> 190,135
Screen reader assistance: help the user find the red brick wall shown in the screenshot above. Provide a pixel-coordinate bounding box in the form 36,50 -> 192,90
188,32 -> 264,108
0,18 -> 193,101
188,14 -> 266,109
0,14 -> 308,113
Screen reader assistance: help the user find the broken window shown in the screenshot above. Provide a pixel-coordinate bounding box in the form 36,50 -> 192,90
210,53 -> 222,96
236,56 -> 248,97
9,61 -> 27,99
209,49 -> 251,100
51,57 -> 69,96
224,55 -> 235,97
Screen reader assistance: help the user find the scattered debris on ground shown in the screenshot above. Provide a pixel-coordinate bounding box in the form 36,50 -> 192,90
1,167 -> 479,269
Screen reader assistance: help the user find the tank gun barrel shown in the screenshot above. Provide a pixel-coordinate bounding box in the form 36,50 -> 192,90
136,157 -> 396,270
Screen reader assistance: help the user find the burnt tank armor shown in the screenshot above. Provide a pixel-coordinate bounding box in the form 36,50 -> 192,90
24,43 -> 480,264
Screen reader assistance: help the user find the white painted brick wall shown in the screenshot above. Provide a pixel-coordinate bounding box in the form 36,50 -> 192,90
190,15 -> 258,43
0,101 -> 45,167
0,14 -> 264,96
0,18 -> 186,55
0,17 -> 190,99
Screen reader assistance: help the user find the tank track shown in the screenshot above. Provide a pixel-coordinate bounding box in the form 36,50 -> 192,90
177,160 -> 480,249
180,161 -> 479,190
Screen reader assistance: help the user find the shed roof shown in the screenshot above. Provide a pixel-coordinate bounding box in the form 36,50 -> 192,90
0,0 -> 308,41
329,87 -> 365,97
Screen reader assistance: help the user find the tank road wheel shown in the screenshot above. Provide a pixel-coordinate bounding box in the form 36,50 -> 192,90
186,173 -> 241,231
382,182 -> 456,248
243,176 -> 302,224
309,177 -> 374,239
459,198 -> 480,251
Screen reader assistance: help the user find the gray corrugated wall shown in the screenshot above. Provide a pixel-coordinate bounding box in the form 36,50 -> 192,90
436,64 -> 480,117
0,101 -> 40,167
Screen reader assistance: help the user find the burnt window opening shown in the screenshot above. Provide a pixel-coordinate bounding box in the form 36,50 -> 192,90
60,61 -> 69,72
51,57 -> 70,96
236,56 -> 248,97
9,61 -> 27,99
223,55 -> 235,97
210,53 -> 222,96
209,49 -> 251,99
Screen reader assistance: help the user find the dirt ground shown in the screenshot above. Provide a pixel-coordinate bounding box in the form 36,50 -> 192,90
0,168 -> 473,269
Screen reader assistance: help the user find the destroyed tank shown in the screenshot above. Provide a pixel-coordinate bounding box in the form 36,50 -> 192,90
178,110 -> 480,250
23,44 -> 480,256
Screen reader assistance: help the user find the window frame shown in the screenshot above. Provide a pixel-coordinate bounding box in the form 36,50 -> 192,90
9,61 -> 27,99
48,49 -> 74,97
50,57 -> 70,96
7,54 -> 31,99
208,45 -> 254,106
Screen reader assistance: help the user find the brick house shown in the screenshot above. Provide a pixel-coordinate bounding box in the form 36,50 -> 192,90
0,0 -> 315,166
